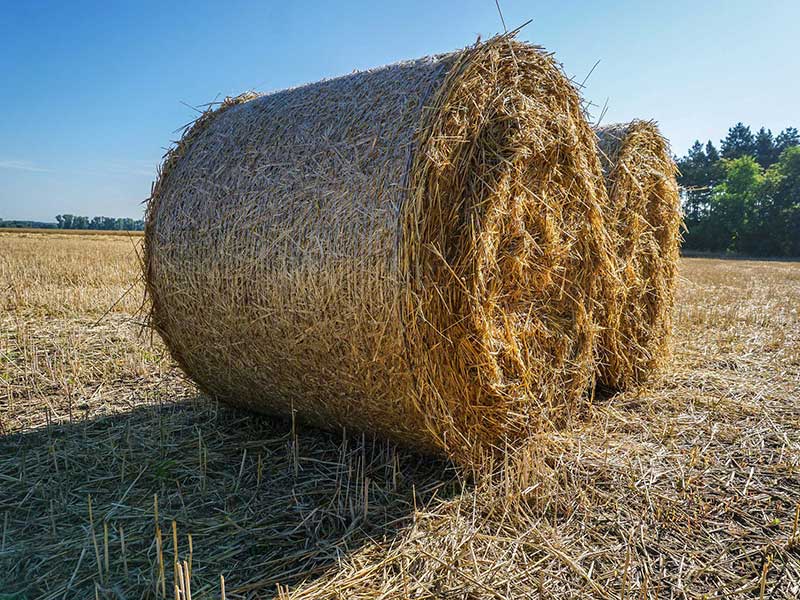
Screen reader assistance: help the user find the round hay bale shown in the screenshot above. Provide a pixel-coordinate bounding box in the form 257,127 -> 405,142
595,120 -> 683,390
145,37 -> 614,463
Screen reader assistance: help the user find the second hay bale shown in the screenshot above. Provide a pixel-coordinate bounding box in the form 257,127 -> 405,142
595,120 -> 683,389
145,38 -> 615,463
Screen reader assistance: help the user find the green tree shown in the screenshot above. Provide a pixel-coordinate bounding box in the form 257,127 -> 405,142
677,140 -> 725,249
678,122 -> 799,256
754,127 -> 777,168
709,156 -> 764,253
677,142 -> 709,200
776,127 -> 800,154
705,141 -> 720,163
677,142 -> 707,227
721,122 -> 756,159
763,146 -> 800,255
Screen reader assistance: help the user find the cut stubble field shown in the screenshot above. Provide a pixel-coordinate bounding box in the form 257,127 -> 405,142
0,229 -> 799,599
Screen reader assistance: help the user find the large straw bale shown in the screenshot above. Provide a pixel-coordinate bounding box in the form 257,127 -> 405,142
595,120 -> 683,389
145,36 -> 614,463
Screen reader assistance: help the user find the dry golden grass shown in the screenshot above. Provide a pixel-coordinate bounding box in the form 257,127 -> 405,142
0,230 -> 167,433
0,229 -> 144,316
0,227 -> 144,236
0,232 -> 798,598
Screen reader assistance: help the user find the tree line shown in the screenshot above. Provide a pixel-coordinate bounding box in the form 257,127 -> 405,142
0,215 -> 145,231
4,126 -> 798,255
677,123 -> 800,256
55,214 -> 145,231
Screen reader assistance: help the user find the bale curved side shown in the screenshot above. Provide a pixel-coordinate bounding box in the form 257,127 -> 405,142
146,54 -> 451,452
145,37 -> 614,463
595,121 -> 683,389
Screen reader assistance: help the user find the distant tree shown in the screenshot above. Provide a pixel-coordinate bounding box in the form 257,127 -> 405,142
721,123 -> 756,160
754,127 -> 777,168
678,141 -> 707,185
705,141 -> 720,163
763,146 -> 800,256
677,140 -> 724,234
677,122 -> 799,256
676,141 -> 708,223
710,156 -> 764,253
689,140 -> 707,162
776,127 -> 800,153
0,219 -> 57,229
49,214 -> 145,231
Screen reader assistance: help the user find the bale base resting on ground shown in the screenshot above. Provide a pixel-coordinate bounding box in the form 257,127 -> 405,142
595,120 -> 682,390
145,36 -> 615,464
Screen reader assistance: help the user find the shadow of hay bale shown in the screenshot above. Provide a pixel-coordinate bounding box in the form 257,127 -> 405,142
0,395 -> 460,598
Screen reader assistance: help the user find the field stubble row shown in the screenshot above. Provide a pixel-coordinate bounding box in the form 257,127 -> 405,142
0,232 -> 798,598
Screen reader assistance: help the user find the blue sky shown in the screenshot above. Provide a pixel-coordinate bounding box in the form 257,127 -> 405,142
2,0 -> 798,221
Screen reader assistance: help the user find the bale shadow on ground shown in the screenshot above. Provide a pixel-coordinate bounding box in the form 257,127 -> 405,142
0,394 -> 461,599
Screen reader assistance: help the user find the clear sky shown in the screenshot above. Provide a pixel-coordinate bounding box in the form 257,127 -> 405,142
2,0 -> 798,221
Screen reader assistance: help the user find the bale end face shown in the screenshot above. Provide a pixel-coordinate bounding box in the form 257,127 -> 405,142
595,120 -> 683,390
403,41 -> 615,458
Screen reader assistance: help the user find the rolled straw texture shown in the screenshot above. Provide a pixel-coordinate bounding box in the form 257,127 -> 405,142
595,121 -> 682,389
145,37 -> 614,463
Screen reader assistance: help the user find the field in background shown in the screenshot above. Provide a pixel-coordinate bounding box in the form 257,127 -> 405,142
1,231 -> 799,598
0,227 -> 144,236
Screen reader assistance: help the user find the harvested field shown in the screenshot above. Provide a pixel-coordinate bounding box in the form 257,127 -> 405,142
0,227 -> 144,237
1,233 -> 799,598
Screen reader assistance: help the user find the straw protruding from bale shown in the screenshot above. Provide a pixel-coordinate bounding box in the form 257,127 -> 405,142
145,36 -> 615,464
595,120 -> 683,390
